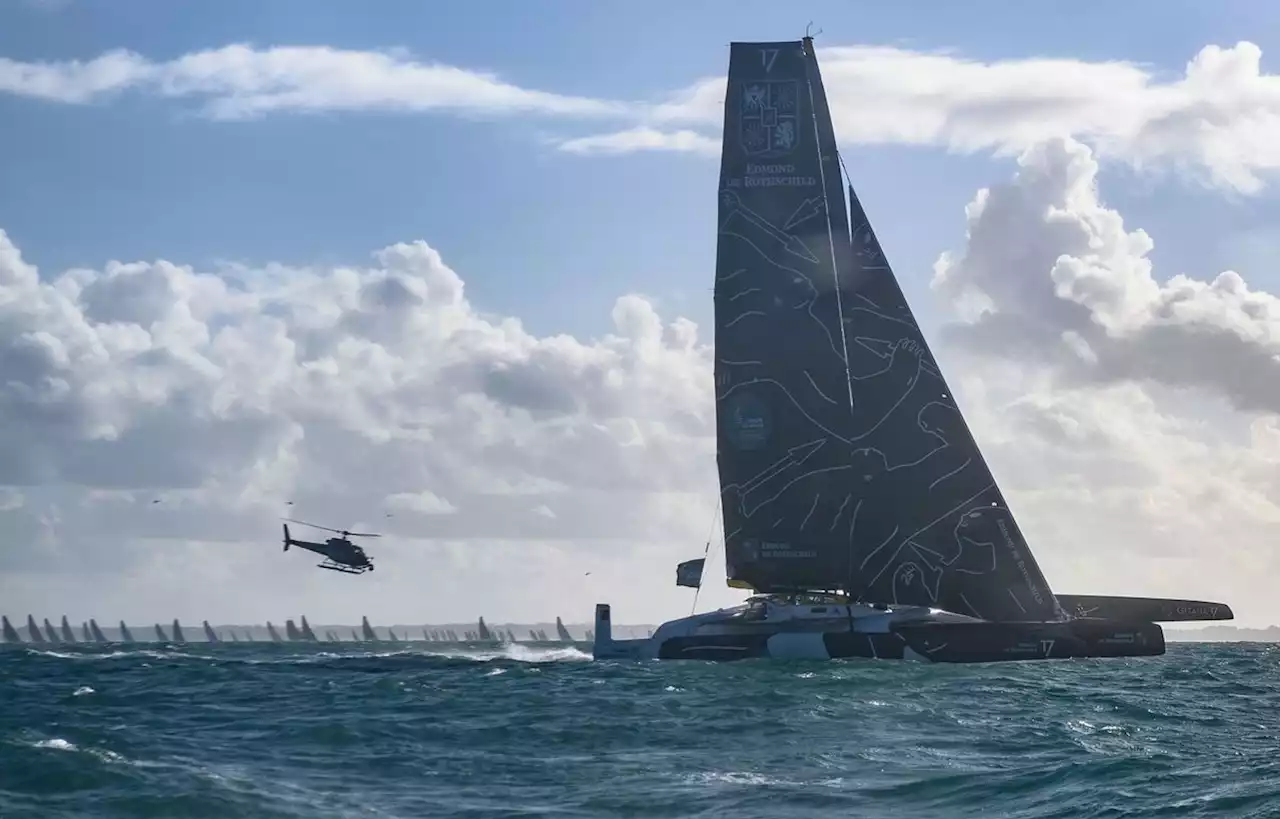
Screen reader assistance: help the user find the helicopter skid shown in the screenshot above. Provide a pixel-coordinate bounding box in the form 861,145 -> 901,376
318,560 -> 372,575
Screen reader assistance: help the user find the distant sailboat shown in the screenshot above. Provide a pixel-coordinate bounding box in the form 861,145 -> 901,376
118,621 -> 134,643
203,621 -> 220,643
59,616 -> 76,643
2,616 -> 21,643
361,616 -> 379,642
153,623 -> 167,642
554,617 -> 572,642
26,615 -> 45,643
593,35 -> 1234,664
171,619 -> 186,644
89,620 -> 108,643
266,622 -> 283,642
299,616 -> 318,641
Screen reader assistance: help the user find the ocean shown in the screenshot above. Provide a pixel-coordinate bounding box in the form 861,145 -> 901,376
1,641 -> 1277,818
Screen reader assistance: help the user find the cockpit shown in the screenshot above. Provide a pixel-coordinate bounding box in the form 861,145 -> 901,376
739,592 -> 852,622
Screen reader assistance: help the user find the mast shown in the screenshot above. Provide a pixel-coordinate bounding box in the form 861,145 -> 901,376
712,38 -> 1063,622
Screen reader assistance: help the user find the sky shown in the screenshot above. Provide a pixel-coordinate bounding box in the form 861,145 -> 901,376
2,0 -> 1280,629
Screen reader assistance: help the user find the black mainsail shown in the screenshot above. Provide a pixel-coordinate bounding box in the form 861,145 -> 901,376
714,37 -> 1062,623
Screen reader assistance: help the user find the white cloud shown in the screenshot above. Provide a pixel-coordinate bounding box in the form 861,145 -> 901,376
0,44 -> 622,120
7,38 -> 1280,193
610,41 -> 1280,194
0,228 -> 730,626
384,491 -> 457,515
0,133 -> 1277,627
933,136 -> 1280,415
6,40 -> 1280,191
556,127 -> 718,157
927,137 -> 1280,624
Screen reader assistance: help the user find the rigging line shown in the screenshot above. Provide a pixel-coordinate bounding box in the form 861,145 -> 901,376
690,494 -> 722,616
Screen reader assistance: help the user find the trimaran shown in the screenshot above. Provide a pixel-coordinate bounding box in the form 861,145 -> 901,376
592,35 -> 1233,663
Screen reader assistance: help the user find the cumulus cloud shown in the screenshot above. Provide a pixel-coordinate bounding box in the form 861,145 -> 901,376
0,228 -> 725,625
933,136 -> 1280,416
1,133 -> 1276,626
926,138 -> 1280,623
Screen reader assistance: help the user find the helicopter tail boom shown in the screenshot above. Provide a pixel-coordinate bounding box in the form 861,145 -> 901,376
282,523 -> 291,551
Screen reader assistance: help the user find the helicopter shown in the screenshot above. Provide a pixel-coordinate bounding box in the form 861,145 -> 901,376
281,518 -> 379,574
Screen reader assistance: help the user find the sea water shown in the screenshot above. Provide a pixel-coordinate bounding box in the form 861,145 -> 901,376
1,641 -> 1277,818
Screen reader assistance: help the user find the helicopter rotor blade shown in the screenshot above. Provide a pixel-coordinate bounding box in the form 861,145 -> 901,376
343,532 -> 382,538
282,517 -> 349,536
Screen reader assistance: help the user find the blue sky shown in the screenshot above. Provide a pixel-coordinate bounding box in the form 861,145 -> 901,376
3,0 -> 1279,341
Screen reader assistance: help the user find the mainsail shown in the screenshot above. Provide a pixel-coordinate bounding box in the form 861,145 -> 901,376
299,616 -> 318,641
713,38 -> 1062,623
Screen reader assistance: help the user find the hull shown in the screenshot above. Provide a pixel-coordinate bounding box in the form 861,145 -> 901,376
591,603 -> 1164,664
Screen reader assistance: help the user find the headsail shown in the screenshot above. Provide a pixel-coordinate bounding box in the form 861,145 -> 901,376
713,38 -> 1062,622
